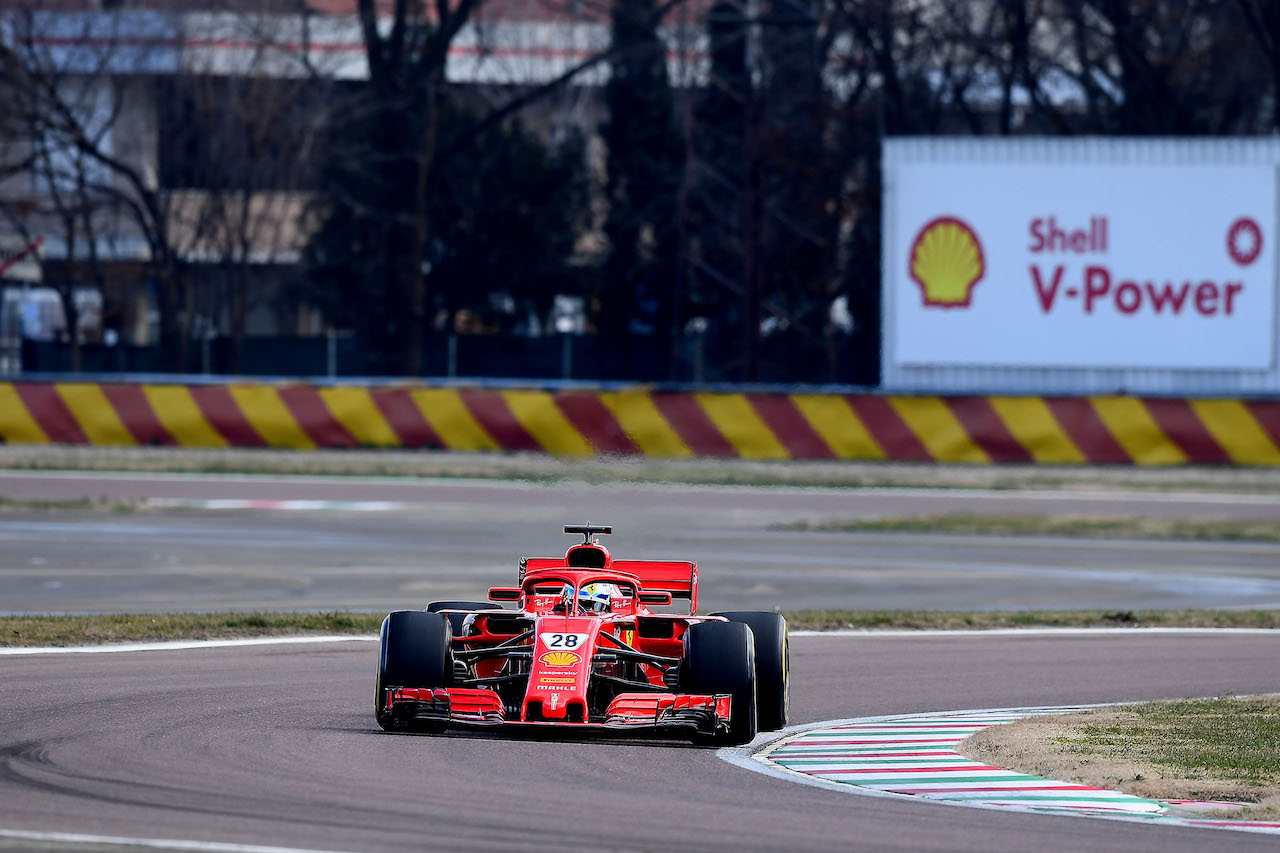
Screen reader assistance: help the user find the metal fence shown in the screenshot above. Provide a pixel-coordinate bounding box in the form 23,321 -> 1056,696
16,330 -> 879,387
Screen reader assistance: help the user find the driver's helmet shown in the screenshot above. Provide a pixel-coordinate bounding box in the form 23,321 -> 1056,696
578,582 -> 619,613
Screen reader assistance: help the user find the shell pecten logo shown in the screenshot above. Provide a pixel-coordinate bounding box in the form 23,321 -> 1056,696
539,651 -> 582,667
909,216 -> 986,308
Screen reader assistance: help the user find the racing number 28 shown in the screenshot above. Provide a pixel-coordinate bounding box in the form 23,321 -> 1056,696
544,633 -> 581,648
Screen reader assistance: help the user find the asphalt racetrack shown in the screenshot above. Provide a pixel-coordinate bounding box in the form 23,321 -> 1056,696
2,633 -> 1278,852
3,471 -> 1280,612
1,469 -> 1279,851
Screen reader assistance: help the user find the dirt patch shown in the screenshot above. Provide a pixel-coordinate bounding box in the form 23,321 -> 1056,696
958,698 -> 1280,820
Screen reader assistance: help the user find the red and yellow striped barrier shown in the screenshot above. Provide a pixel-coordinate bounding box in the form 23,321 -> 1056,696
2,381 -> 1279,465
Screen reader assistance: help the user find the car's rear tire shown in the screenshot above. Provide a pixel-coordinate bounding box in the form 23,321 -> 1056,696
425,600 -> 501,636
712,611 -> 788,731
375,610 -> 451,733
680,621 -> 757,746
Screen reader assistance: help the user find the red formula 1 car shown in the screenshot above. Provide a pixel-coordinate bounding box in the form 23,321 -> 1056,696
375,524 -> 788,745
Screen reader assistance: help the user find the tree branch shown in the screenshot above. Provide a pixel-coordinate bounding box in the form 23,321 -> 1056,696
441,0 -> 689,158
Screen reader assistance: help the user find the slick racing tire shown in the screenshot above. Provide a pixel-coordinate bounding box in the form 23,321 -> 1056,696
375,610 -> 452,733
712,611 -> 789,731
680,621 -> 757,746
425,600 -> 502,637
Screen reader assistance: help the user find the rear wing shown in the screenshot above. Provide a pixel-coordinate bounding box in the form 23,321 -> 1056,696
614,560 -> 698,614
518,557 -> 699,613
519,558 -> 563,580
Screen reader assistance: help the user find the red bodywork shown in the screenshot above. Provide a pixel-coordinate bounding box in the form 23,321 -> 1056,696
381,540 -> 735,738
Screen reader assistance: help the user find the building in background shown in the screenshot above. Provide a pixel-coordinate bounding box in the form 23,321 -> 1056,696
0,0 -> 640,373
3,1 -> 1278,385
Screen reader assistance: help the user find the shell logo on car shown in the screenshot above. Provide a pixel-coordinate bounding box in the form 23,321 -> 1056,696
909,216 -> 986,308
539,651 -> 581,667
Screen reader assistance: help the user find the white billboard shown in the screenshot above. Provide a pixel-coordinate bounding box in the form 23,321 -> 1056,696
883,142 -> 1278,373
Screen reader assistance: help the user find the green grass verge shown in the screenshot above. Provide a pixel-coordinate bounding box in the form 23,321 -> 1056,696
4,608 -> 1278,646
961,696 -> 1280,818
0,496 -> 136,513
0,612 -> 384,647
777,514 -> 1280,542
1066,697 -> 1280,789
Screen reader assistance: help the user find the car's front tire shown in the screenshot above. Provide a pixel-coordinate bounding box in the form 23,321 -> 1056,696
375,610 -> 451,733
712,611 -> 788,731
680,621 -> 757,746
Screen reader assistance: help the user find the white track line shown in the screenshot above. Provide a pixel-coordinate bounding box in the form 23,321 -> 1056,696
0,828 -> 358,853
0,635 -> 377,656
719,704 -> 1280,836
143,499 -> 408,511
789,627 -> 1280,637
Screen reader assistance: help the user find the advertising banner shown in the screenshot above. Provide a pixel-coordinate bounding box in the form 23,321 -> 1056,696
885,156 -> 1278,370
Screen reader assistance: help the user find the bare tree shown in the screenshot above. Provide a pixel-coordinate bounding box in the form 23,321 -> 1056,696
1235,0 -> 1280,129
348,0 -> 487,375
1,7 -> 341,372
0,7 -> 196,365
162,64 -> 326,371
0,10 -> 125,370
313,0 -> 692,375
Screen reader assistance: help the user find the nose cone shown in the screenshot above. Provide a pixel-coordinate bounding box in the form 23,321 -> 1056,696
522,616 -> 598,721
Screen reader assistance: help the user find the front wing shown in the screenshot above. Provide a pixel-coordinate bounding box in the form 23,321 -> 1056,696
384,687 -> 732,737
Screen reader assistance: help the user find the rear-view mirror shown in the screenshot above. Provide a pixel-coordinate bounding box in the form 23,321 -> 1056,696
488,587 -> 522,602
638,591 -> 673,605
